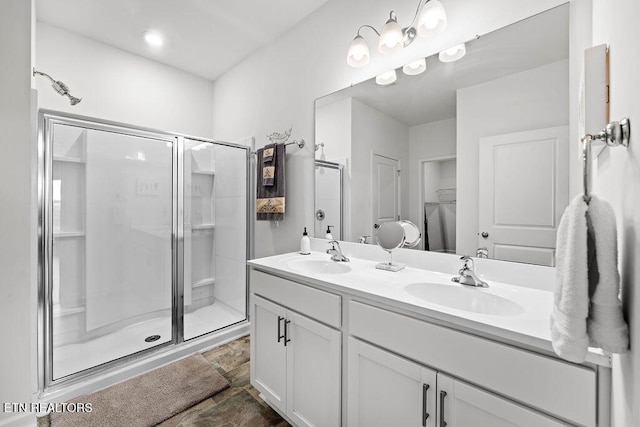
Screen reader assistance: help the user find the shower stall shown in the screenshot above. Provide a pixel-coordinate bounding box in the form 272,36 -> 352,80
38,111 -> 251,389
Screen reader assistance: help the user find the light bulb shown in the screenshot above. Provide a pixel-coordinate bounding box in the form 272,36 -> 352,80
378,16 -> 404,54
402,58 -> 426,75
347,35 -> 370,68
439,43 -> 466,62
417,0 -> 448,37
376,70 -> 397,86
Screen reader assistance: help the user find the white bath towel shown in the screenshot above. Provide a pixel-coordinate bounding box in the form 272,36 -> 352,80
551,195 -> 590,363
587,195 -> 629,353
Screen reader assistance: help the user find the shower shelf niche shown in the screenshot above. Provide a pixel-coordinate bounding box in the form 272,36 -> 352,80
50,125 -> 88,349
192,169 -> 216,175
192,223 -> 215,230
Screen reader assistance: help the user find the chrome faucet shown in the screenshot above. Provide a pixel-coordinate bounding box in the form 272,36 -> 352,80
476,247 -> 489,259
327,240 -> 349,262
357,235 -> 370,244
452,256 -> 488,287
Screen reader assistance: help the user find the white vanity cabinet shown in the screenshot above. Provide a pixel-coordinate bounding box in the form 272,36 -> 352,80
436,373 -> 564,427
248,263 -> 606,427
349,300 -> 599,427
348,337 -> 564,427
348,337 -> 438,427
250,270 -> 342,427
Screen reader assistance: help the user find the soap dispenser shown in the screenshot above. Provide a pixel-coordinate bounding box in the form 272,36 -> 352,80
325,225 -> 334,240
300,227 -> 311,255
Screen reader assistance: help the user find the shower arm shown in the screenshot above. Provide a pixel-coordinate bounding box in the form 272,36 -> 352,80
33,69 -> 56,84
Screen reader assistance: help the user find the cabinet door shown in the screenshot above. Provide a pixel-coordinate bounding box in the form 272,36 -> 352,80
251,295 -> 287,412
437,374 -> 564,427
348,338 -> 437,427
286,311 -> 341,427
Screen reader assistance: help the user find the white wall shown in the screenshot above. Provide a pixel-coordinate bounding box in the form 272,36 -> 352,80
456,60 -> 569,256
350,98 -> 409,242
0,1 -> 36,425
315,97 -> 352,163
408,117 -> 456,230
211,0 -> 567,258
36,23 -> 214,138
591,0 -> 640,425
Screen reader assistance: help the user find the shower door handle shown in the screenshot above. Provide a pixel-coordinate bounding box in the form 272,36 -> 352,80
277,316 -> 285,343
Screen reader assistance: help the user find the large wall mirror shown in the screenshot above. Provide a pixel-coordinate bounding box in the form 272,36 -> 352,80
314,4 -> 570,266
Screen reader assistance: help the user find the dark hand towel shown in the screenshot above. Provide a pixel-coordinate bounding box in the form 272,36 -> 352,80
257,143 -> 285,221
262,143 -> 275,162
262,143 -> 276,186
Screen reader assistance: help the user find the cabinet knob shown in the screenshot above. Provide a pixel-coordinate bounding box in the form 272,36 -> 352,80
481,231 -> 489,238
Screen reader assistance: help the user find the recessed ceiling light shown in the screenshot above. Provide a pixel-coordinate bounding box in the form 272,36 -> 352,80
143,31 -> 163,47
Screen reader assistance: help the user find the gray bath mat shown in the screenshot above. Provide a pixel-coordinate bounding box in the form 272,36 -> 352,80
50,353 -> 229,427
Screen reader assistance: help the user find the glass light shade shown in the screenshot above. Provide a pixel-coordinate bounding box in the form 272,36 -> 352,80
402,58 -> 426,75
378,18 -> 404,54
439,43 -> 466,62
417,0 -> 448,37
375,70 -> 397,86
347,35 -> 370,68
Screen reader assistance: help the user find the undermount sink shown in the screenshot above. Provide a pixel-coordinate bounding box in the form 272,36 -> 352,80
288,259 -> 352,275
404,282 -> 524,316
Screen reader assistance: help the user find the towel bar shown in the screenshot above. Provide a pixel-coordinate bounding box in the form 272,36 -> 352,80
250,126 -> 306,155
250,139 -> 305,156
582,118 -> 630,203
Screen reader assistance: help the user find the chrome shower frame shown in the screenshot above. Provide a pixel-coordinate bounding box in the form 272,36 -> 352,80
37,110 -> 253,394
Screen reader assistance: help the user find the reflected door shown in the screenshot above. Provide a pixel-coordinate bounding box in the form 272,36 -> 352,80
372,154 -> 400,242
478,126 -> 569,266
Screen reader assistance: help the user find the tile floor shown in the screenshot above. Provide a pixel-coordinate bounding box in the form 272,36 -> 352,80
159,335 -> 290,427
39,335 -> 290,427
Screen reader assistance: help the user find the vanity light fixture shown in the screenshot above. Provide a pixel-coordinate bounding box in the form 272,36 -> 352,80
376,69 -> 397,86
438,42 -> 466,62
378,12 -> 404,55
143,30 -> 164,47
402,58 -> 427,75
347,0 -> 448,68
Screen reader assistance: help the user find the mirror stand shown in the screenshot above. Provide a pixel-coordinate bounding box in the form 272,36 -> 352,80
375,251 -> 405,272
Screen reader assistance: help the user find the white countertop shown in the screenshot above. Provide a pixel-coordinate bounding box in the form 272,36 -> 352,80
248,250 -> 610,368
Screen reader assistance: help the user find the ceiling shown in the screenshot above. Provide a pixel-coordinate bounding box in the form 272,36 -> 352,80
316,4 -> 569,126
36,0 -> 329,81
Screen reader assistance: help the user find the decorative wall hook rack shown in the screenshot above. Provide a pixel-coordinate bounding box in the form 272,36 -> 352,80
582,118 -> 630,203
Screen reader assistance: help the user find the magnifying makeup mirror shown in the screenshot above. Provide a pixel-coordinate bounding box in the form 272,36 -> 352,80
399,220 -> 421,248
375,221 -> 407,272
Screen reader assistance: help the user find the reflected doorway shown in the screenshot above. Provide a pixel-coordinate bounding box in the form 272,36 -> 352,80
420,156 -> 457,253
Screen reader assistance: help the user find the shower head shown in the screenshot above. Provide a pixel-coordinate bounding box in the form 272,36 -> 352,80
33,69 -> 82,106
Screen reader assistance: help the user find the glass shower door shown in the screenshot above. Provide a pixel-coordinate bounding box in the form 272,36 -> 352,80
183,139 -> 248,340
48,121 -> 175,380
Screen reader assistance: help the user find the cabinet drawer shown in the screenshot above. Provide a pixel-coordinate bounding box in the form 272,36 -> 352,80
349,300 -> 596,427
250,269 -> 341,328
